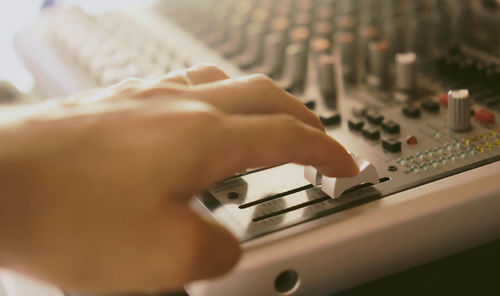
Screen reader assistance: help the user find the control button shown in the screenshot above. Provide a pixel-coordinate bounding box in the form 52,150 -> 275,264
448,89 -> 472,132
434,146 -> 444,154
352,107 -> 367,117
440,92 -> 449,107
475,108 -> 495,124
320,112 -> 342,126
419,163 -> 429,171
382,120 -> 400,134
382,139 -> 402,153
304,166 -> 322,186
366,110 -> 384,125
311,38 -> 332,56
220,16 -> 246,58
281,43 -> 308,94
261,33 -> 287,78
317,54 -> 339,109
403,105 -> 421,118
237,23 -> 266,69
362,127 -> 381,140
313,20 -> 334,41
289,26 -> 311,46
421,100 -> 440,113
395,52 -> 418,94
321,155 -> 379,199
367,41 -> 390,89
304,100 -> 316,110
348,119 -> 365,131
336,32 -> 357,84
406,135 -> 418,145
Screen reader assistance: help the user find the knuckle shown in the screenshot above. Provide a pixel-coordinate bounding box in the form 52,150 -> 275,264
196,63 -> 223,73
112,78 -> 143,95
134,84 -> 185,99
276,114 -> 304,134
191,64 -> 229,80
248,73 -> 275,87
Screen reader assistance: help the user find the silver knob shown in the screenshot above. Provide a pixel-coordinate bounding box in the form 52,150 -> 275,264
367,41 -> 390,89
395,52 -> 418,93
448,89 -> 472,132
336,32 -> 358,85
237,23 -> 266,69
281,43 -> 308,94
261,32 -> 287,78
317,54 -> 340,109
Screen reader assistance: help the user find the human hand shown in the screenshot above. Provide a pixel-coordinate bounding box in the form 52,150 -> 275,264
0,65 -> 358,294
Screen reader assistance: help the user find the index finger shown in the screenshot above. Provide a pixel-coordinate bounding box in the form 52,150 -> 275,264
191,74 -> 325,132
195,114 -> 359,190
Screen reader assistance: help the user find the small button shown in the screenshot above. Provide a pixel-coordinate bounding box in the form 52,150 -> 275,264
420,163 -> 429,170
348,119 -> 365,131
320,112 -> 342,126
352,107 -> 367,117
304,100 -> 316,110
440,92 -> 449,107
402,105 -> 421,118
475,108 -> 495,124
382,120 -> 400,134
362,127 -> 381,140
366,110 -> 385,125
406,135 -> 418,145
421,100 -> 440,113
382,138 -> 402,153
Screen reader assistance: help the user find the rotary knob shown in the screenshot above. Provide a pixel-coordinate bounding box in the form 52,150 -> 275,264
317,54 -> 340,109
448,89 -> 472,132
395,52 -> 418,94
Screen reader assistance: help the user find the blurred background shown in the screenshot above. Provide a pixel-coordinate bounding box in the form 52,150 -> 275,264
0,0 -> 153,103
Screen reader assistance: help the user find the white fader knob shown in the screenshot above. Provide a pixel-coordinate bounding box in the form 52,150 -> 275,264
321,156 -> 379,199
448,89 -> 472,132
304,156 -> 380,199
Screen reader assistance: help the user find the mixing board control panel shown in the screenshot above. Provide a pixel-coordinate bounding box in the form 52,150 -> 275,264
19,0 -> 500,240
12,0 -> 500,294
148,0 -> 500,240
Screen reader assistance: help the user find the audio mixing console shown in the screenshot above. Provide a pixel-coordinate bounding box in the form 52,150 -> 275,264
11,0 -> 500,295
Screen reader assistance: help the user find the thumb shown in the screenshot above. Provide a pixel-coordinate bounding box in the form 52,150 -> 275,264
157,204 -> 241,287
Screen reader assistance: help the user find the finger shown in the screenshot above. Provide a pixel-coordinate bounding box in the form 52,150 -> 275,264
159,64 -> 230,85
191,74 -> 325,131
62,78 -> 145,106
196,114 -> 359,189
61,88 -> 103,106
